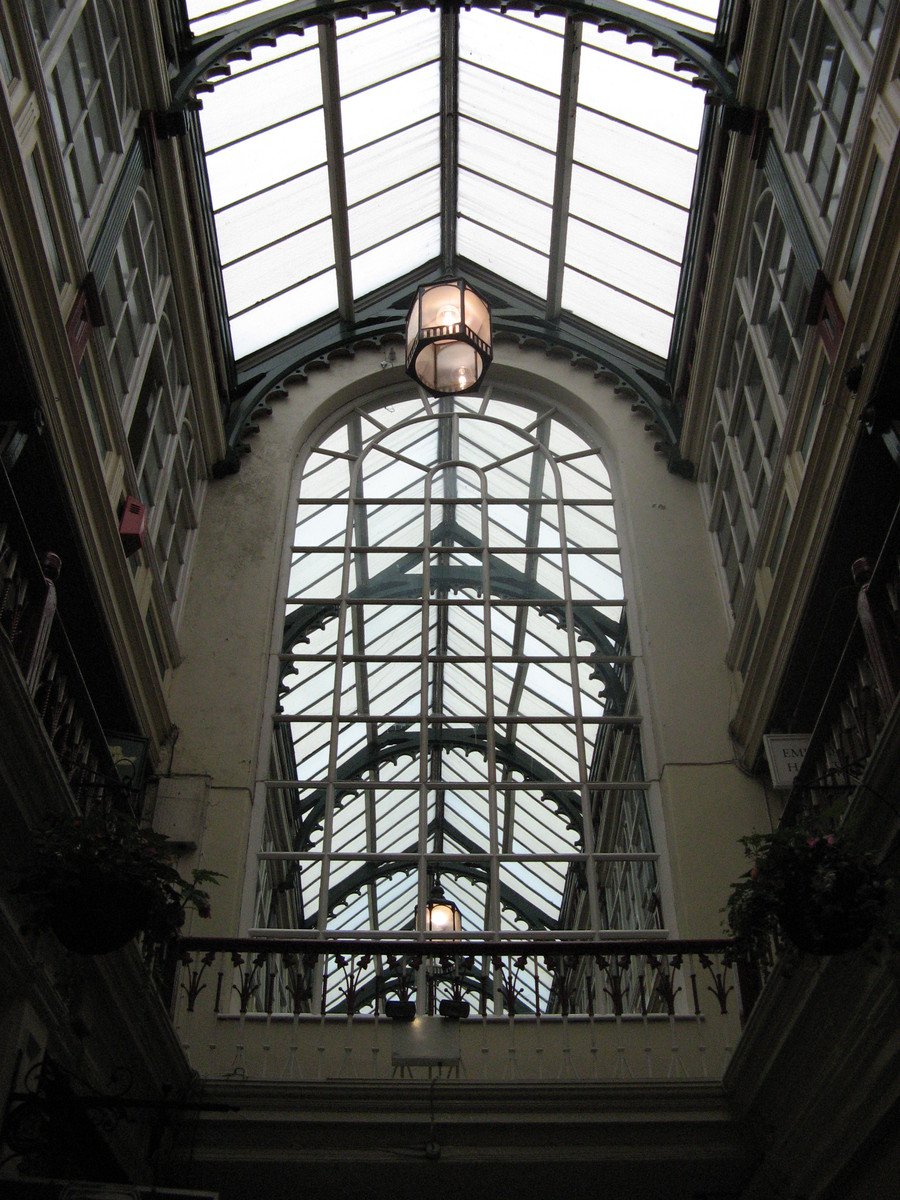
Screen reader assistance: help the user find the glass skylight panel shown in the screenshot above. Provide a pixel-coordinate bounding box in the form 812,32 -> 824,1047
198,42 -> 322,152
459,9 -> 565,93
230,270 -> 339,359
621,0 -> 721,35
222,217 -> 334,316
459,119 -> 556,207
352,220 -> 442,300
579,33 -> 706,148
340,61 -> 440,154
569,165 -> 688,261
348,171 -> 441,259
185,0 -> 290,38
562,268 -> 674,356
458,219 -> 550,299
336,9 -> 439,94
566,216 -> 681,314
344,118 -> 440,207
458,60 -> 560,151
215,167 -> 332,268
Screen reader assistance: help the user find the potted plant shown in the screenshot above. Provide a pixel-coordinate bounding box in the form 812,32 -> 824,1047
725,827 -> 889,958
383,956 -> 418,1020
16,808 -> 223,955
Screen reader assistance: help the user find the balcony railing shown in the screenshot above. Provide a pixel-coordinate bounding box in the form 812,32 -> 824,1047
172,937 -> 741,1083
786,507 -> 899,821
0,464 -> 126,813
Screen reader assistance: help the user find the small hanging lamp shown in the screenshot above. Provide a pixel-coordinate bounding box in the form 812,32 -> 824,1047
405,279 -> 492,396
424,877 -> 463,933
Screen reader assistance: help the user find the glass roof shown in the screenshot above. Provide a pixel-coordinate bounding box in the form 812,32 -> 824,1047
185,2 -> 722,361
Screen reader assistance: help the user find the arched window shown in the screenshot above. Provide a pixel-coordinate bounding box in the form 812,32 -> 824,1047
251,389 -> 660,1003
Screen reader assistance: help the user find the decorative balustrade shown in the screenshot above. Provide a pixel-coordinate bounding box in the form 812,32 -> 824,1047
788,517 -> 899,821
0,466 -> 125,813
172,937 -> 741,1083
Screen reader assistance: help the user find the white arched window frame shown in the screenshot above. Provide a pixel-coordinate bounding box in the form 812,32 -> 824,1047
248,388 -> 663,1010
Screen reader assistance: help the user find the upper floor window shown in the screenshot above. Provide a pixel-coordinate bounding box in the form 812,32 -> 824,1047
705,184 -> 811,618
94,182 -> 201,625
844,0 -> 887,50
27,0 -> 135,240
777,0 -> 868,234
250,390 -> 661,1008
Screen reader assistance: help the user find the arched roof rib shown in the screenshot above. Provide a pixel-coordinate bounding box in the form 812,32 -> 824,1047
291,729 -> 585,850
172,1 -> 734,473
173,2 -> 736,108
300,847 -> 558,931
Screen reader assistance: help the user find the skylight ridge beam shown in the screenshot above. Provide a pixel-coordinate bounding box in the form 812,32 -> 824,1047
547,18 -> 581,321
319,18 -> 354,322
440,5 -> 458,270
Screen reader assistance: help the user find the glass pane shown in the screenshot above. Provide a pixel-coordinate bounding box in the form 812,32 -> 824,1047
348,169 -> 441,257
562,268 -> 673,356
198,43 -> 322,152
569,164 -> 688,260
344,117 -> 440,206
337,9 -> 440,95
223,218 -> 335,315
458,168 -> 553,255
459,61 -> 560,150
205,107 -> 327,210
216,165 -> 332,266
230,269 -> 338,359
351,219 -> 440,301
459,117 -> 556,205
579,37 -> 706,148
341,62 -> 440,153
565,217 -> 681,312
458,217 -> 549,298
459,9 -> 565,94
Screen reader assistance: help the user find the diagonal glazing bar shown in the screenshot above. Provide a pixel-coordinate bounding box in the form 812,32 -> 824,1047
547,17 -> 581,320
319,18 -> 354,320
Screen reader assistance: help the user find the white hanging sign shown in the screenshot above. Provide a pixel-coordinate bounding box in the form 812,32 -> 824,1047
763,733 -> 811,789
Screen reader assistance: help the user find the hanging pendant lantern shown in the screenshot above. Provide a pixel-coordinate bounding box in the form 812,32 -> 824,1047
424,878 -> 463,933
405,279 -> 492,396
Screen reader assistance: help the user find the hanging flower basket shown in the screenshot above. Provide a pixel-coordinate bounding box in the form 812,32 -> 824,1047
725,829 -> 889,958
48,871 -> 154,954
16,808 -> 223,955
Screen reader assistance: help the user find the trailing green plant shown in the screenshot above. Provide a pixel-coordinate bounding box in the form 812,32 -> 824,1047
17,807 -> 224,948
725,826 -> 890,959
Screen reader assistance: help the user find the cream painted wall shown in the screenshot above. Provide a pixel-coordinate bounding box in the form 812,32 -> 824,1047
164,344 -> 769,939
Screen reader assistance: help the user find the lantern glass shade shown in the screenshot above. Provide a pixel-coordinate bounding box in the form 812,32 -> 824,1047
406,279 -> 492,395
424,881 -> 462,933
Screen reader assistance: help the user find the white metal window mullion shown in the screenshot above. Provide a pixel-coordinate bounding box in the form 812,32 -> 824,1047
417,469 -> 435,948
472,461 -> 501,938
546,452 -> 604,933
313,450 -> 361,963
